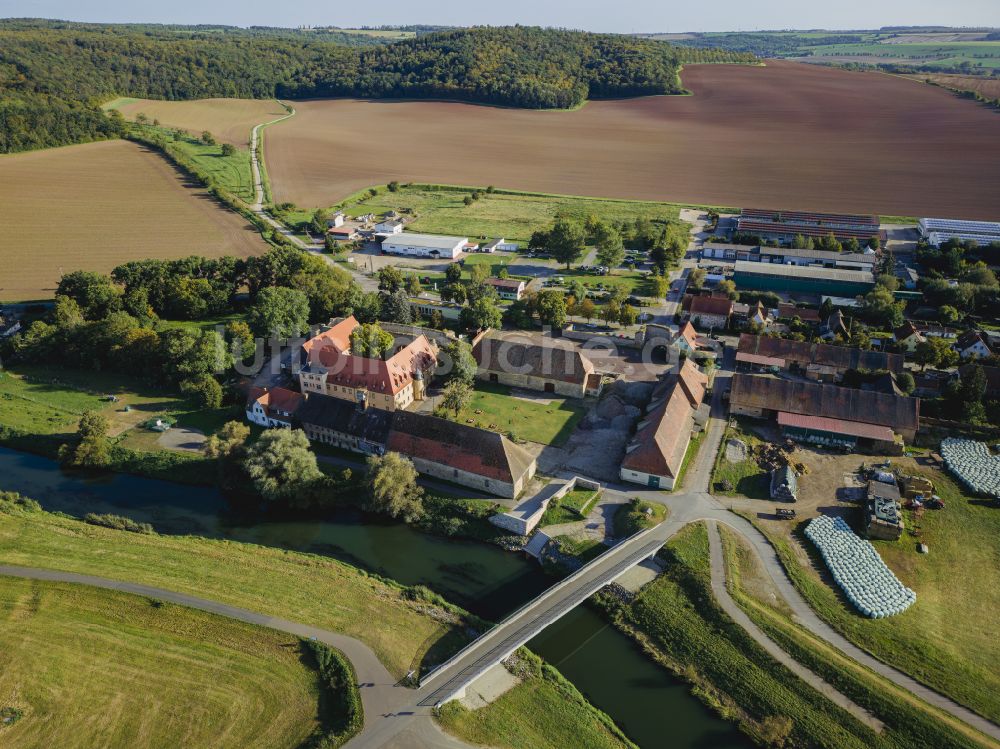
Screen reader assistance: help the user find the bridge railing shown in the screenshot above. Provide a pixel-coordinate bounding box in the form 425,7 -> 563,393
419,522 -> 660,687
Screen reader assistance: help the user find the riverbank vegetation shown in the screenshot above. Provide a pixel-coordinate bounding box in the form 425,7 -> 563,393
0,497 -> 466,676
733,459 -> 1000,725
595,522 -> 986,749
0,575 -> 331,748
437,648 -> 636,749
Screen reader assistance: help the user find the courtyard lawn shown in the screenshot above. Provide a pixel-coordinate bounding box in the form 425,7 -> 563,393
540,488 -> 600,526
446,382 -> 586,446
0,576 -> 325,749
0,504 -> 461,678
736,457 -> 1000,725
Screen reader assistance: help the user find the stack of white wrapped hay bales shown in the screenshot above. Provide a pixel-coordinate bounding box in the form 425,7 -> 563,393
940,438 -> 1000,498
805,515 -> 916,618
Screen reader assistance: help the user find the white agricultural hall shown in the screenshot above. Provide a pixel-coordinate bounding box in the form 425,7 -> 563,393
919,218 -> 1000,248
381,232 -> 467,259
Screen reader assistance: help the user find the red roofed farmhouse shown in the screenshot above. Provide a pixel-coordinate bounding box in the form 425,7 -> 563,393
299,316 -> 437,411
387,411 -> 537,498
245,386 -> 304,428
620,360 -> 708,489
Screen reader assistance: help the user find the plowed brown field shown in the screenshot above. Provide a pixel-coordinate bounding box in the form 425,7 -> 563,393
0,140 -> 268,300
266,61 -> 1000,220
112,98 -> 287,145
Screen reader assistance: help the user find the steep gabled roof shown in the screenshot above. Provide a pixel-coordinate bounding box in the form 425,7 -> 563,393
622,385 -> 695,479
737,334 -> 903,373
386,411 -> 535,484
474,336 -> 594,385
296,393 -> 393,444
730,374 -> 919,433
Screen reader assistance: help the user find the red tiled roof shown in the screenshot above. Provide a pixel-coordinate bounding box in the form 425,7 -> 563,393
777,411 -> 894,442
303,317 -> 357,367
677,358 -> 708,408
778,304 -> 821,322
622,386 -> 694,479
678,321 -> 699,349
386,412 -> 534,483
247,386 -> 303,421
685,296 -> 733,317
738,334 -> 903,373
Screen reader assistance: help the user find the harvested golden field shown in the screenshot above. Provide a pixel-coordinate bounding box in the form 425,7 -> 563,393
0,140 -> 267,301
110,97 -> 287,145
903,73 -> 1000,100
266,61 -> 1000,220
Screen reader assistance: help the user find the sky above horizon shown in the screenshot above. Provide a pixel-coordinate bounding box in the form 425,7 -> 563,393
1,0 -> 998,34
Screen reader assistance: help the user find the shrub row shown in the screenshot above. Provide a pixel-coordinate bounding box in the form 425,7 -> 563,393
301,640 -> 364,749
83,512 -> 155,534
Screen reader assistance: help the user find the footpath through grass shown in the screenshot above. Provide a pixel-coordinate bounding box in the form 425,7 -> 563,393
736,459 -> 1000,725
437,649 -> 636,749
595,522 -> 985,749
717,523 -> 996,749
445,381 -> 586,446
0,575 -> 324,749
0,502 -> 464,677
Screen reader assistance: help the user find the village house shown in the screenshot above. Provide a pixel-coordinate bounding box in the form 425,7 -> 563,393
674,320 -> 701,354
729,373 -> 919,447
374,218 -> 404,234
777,303 -> 821,324
682,295 -> 733,330
954,330 -> 993,360
327,225 -> 359,242
893,320 -> 925,352
245,386 -> 304,428
473,335 -> 602,398
485,277 -> 526,301
620,360 -> 708,489
299,316 -> 437,411
820,309 -> 850,340
325,211 -> 345,228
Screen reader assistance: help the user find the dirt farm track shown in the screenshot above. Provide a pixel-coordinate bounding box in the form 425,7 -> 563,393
0,140 -> 268,301
266,61 -> 1000,219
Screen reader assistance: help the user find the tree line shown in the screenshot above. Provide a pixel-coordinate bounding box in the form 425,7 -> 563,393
0,22 -> 741,152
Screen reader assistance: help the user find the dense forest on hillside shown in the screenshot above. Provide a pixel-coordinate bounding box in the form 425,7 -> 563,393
0,21 -> 751,153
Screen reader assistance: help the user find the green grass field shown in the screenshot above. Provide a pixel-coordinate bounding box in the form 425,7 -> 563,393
0,365 -> 232,451
167,136 -> 256,202
335,184 -> 685,245
0,504 -> 461,677
710,422 -> 771,499
437,649 -> 635,749
600,523 -> 984,749
736,459 -> 1000,725
717,524 -> 994,749
540,488 -> 600,526
445,381 -> 586,446
804,41 -> 1000,69
0,576 -> 324,749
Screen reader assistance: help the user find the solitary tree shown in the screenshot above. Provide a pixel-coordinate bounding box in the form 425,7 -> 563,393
535,289 -> 567,328
200,130 -> 216,145
460,297 -> 502,331
442,339 -> 477,384
377,265 -> 404,293
594,222 -> 625,269
445,262 -> 463,283
366,452 -> 424,522
548,219 -> 587,269
441,380 -> 472,417
578,298 -> 596,323
220,143 -> 236,157
618,304 -> 639,327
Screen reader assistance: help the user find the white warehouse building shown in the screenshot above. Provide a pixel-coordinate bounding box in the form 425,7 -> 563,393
919,218 -> 1000,248
381,232 -> 467,259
